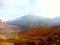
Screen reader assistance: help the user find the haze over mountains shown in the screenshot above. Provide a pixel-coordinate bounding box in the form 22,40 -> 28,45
6,15 -> 60,24
6,15 -> 60,30
0,15 -> 60,32
0,15 -> 60,33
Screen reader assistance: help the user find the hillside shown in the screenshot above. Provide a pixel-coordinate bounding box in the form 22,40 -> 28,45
6,15 -> 54,32
7,15 -> 53,26
19,25 -> 60,41
0,20 -> 20,40
6,15 -> 60,33
0,20 -> 60,45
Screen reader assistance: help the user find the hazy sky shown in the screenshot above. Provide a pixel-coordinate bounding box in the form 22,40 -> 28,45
0,0 -> 60,21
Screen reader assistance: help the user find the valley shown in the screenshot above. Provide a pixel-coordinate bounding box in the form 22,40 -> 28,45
0,15 -> 60,45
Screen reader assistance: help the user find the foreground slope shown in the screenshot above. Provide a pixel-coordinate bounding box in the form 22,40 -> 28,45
19,25 -> 60,41
0,20 -> 20,40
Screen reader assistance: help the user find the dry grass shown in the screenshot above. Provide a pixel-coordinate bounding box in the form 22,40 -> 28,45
0,42 -> 14,45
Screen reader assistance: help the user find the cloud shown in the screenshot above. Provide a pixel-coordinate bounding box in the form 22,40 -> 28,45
0,0 -> 60,21
36,0 -> 60,18
1,0 -> 29,9
0,17 -> 9,21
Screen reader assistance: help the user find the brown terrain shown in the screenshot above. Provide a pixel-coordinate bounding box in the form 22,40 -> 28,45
0,20 -> 60,45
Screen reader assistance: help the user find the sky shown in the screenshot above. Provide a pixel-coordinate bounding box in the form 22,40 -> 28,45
0,0 -> 60,21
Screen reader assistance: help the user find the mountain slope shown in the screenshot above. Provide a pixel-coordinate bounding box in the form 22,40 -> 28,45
0,20 -> 20,40
6,15 -> 54,31
19,25 -> 60,41
7,15 -> 53,25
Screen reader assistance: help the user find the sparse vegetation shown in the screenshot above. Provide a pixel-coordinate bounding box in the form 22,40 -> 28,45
0,16 -> 60,45
0,25 -> 60,45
